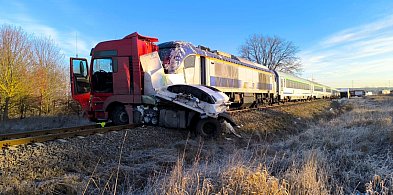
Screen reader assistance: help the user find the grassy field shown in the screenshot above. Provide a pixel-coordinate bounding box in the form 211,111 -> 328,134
0,96 -> 392,194
142,97 -> 393,194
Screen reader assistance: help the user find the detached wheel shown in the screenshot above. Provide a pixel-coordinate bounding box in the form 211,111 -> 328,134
196,118 -> 221,138
112,106 -> 129,125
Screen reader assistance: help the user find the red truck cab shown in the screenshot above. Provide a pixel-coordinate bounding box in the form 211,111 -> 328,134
70,32 -> 158,123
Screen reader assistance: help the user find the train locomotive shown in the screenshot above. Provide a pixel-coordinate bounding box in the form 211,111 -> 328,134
158,41 -> 276,107
158,41 -> 338,107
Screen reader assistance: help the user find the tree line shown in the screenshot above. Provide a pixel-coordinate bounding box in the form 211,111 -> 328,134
0,25 -> 302,122
0,25 -> 69,121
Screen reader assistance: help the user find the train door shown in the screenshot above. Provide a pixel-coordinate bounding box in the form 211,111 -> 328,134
201,56 -> 206,85
281,78 -> 286,100
281,78 -> 285,92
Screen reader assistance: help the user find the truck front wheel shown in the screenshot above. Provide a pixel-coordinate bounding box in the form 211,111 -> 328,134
112,106 -> 129,125
196,118 -> 221,138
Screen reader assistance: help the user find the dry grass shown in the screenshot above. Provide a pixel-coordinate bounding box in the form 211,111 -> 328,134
220,164 -> 287,194
142,149 -> 333,195
284,151 -> 331,195
2,97 -> 393,194
365,175 -> 393,194
232,100 -> 332,142
140,96 -> 393,194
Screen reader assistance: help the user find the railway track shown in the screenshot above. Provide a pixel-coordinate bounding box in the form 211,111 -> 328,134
0,124 -> 136,149
228,99 -> 326,114
0,99 -> 328,149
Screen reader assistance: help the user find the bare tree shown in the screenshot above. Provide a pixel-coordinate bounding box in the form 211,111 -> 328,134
239,34 -> 302,74
31,36 -> 65,116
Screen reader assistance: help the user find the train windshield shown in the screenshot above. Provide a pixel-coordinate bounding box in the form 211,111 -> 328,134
158,42 -> 189,74
158,47 -> 175,73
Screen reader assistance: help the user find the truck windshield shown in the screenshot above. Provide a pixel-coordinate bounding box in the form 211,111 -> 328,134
93,58 -> 112,72
91,58 -> 113,93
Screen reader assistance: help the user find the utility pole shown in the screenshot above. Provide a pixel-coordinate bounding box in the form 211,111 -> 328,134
75,32 -> 78,58
351,80 -> 354,89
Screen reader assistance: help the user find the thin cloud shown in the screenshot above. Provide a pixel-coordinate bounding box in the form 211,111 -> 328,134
322,14 -> 393,47
0,2 -> 96,60
301,14 -> 393,88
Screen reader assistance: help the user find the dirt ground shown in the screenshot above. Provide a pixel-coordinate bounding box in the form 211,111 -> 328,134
232,100 -> 333,141
0,97 -> 389,194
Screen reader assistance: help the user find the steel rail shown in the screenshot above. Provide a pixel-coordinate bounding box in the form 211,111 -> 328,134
0,124 -> 136,149
0,124 -> 98,141
227,99 -> 326,114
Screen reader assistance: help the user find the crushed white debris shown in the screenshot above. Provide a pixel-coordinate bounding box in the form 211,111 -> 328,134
223,120 -> 241,138
34,143 -> 45,147
57,139 -> 68,143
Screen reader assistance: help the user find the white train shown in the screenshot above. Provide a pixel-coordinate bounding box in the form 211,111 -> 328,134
158,41 -> 337,108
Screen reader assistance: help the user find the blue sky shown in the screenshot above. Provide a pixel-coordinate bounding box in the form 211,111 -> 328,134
0,0 -> 392,88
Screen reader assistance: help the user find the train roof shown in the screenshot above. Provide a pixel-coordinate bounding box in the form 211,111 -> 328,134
158,41 -> 273,73
276,71 -> 310,84
277,71 -> 336,90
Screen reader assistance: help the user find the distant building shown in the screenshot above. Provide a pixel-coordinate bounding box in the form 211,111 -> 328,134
353,90 -> 365,97
382,90 -> 391,94
366,91 -> 373,96
339,88 -> 350,98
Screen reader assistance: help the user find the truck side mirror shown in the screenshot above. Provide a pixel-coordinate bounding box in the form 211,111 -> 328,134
80,61 -> 85,76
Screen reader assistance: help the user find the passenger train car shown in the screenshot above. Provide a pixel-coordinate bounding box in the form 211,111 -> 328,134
275,71 -> 312,101
158,41 -> 337,107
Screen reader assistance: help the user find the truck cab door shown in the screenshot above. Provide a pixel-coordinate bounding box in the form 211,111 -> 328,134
70,58 -> 91,111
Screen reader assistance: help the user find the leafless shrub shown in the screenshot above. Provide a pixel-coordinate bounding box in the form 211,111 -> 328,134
365,175 -> 393,195
220,164 -> 288,194
284,151 -> 330,195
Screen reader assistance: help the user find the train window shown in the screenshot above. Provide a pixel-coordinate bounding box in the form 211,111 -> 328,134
184,55 -> 196,84
215,62 -> 227,77
214,61 -> 239,84
184,55 -> 196,68
231,66 -> 238,80
258,73 -> 270,90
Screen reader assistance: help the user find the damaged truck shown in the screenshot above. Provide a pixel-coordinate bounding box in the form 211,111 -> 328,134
70,32 -> 237,137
